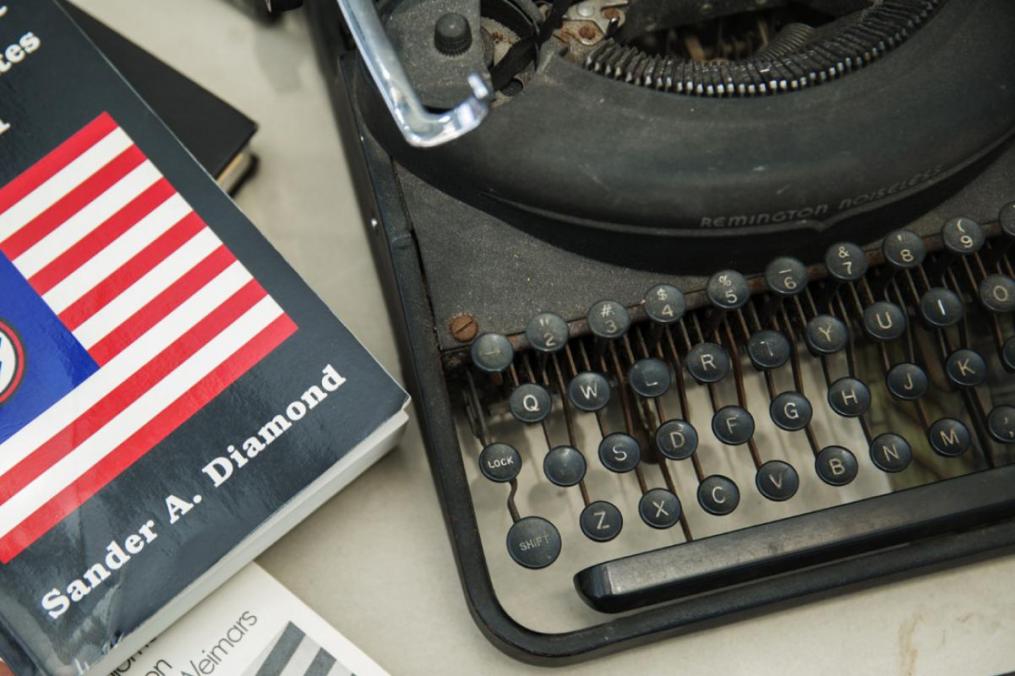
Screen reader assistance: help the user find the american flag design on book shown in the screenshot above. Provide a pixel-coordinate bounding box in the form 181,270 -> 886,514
0,113 -> 297,563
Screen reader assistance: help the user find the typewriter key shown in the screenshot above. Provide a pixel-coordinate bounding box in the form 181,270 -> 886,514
1001,202 -> 1015,237
470,333 -> 514,374
755,460 -> 799,501
881,229 -> 926,270
815,446 -> 859,486
764,257 -> 807,297
628,358 -> 671,398
941,217 -> 985,255
525,312 -> 569,354
685,342 -> 731,384
697,475 -> 740,516
828,377 -> 871,417
580,501 -> 623,542
824,242 -> 868,282
712,406 -> 755,446
588,300 -> 630,340
543,445 -> 587,487
644,284 -> 685,325
862,301 -> 907,342
928,418 -> 971,457
747,330 -> 791,371
509,383 -> 552,423
978,274 -> 1015,314
945,349 -> 987,388
919,288 -> 964,329
507,516 -> 561,569
599,433 -> 641,473
655,419 -> 698,460
638,488 -> 682,529
1003,337 -> 1015,372
804,315 -> 848,355
987,406 -> 1015,443
479,443 -> 522,483
567,372 -> 611,411
870,433 -> 912,472
886,363 -> 929,401
706,270 -> 749,310
769,392 -> 812,431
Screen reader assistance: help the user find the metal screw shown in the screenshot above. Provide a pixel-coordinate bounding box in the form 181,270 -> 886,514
450,314 -> 479,342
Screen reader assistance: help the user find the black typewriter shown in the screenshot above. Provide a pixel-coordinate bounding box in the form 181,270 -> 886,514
293,0 -> 1013,663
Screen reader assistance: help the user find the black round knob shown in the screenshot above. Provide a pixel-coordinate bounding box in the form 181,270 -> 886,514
434,13 -> 472,56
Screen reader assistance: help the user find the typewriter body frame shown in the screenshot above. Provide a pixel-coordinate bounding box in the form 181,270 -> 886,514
306,0 -> 1015,663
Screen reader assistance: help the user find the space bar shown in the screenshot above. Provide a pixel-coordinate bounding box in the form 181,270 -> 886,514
574,466 -> 1015,613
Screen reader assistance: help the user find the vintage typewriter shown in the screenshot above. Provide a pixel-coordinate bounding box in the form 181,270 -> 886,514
292,0 -> 1014,663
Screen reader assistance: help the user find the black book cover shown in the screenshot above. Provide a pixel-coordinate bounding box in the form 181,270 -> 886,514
0,1 -> 408,672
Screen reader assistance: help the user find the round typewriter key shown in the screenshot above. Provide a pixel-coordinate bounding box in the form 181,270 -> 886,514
815,446 -> 858,486
479,443 -> 522,483
1001,202 -> 1015,238
598,433 -> 641,473
580,501 -> 623,542
928,418 -> 971,457
644,284 -> 685,325
747,330 -> 791,371
988,406 -> 1015,443
870,433 -> 912,472
862,301 -> 907,342
764,256 -> 807,297
755,461 -> 799,501
881,229 -> 926,270
804,315 -> 848,355
979,274 -> 1015,313
828,377 -> 871,417
941,217 -> 985,255
824,242 -> 868,282
697,475 -> 740,516
919,288 -> 964,329
945,349 -> 987,388
712,406 -> 755,446
685,342 -> 731,384
638,488 -> 682,529
567,372 -> 610,412
525,312 -> 569,354
1003,337 -> 1015,372
509,383 -> 552,424
506,516 -> 561,569
706,270 -> 749,310
655,419 -> 698,460
886,363 -> 929,401
628,358 -> 671,398
587,300 -> 630,340
769,391 -> 812,431
543,445 -> 587,487
470,333 -> 514,374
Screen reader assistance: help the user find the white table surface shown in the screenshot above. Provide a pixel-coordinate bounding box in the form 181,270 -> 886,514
73,2 -> 1015,674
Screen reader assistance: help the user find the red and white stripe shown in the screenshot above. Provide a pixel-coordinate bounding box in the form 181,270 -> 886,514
0,113 -> 297,562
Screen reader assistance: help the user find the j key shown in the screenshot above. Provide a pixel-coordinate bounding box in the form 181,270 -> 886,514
543,445 -> 587,487
509,383 -> 552,423
881,228 -> 926,270
479,443 -> 522,483
639,488 -> 682,529
598,433 -> 641,473
712,405 -> 755,446
747,330 -> 791,371
588,299 -> 630,341
525,312 -> 569,354
764,256 -> 808,298
644,284 -> 686,326
815,446 -> 859,486
769,391 -> 812,431
685,342 -> 732,384
886,363 -> 929,401
828,377 -> 871,417
979,274 -> 1015,314
755,460 -> 799,501
567,372 -> 611,411
628,358 -> 671,398
703,269 -> 749,333
987,405 -> 1015,444
928,418 -> 971,457
507,516 -> 561,569
824,242 -> 868,283
804,314 -> 848,355
919,288 -> 964,329
869,433 -> 912,473
655,419 -> 699,460
580,501 -> 623,542
945,349 -> 987,388
862,301 -> 907,342
940,216 -> 986,256
697,475 -> 740,516
470,333 -> 514,374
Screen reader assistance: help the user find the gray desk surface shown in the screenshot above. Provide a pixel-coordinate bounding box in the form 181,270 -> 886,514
74,2 -> 1015,674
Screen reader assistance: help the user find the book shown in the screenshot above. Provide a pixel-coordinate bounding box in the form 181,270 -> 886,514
107,564 -> 387,676
0,1 -> 410,673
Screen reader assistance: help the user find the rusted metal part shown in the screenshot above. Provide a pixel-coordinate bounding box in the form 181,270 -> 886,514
449,313 -> 480,342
